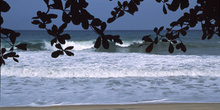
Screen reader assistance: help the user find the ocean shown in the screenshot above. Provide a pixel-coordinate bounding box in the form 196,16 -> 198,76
0,30 -> 220,107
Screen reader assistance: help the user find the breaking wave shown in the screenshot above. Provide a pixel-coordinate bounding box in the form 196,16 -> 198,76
5,39 -> 219,55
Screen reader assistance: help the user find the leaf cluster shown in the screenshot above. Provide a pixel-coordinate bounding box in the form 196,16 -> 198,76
34,0 -> 219,55
1,0 -> 27,66
91,18 -> 123,49
32,0 -> 125,58
108,0 -> 143,23
141,0 -> 219,54
51,44 -> 74,58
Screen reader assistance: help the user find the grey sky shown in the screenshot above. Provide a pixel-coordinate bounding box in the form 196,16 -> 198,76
2,0 -> 200,30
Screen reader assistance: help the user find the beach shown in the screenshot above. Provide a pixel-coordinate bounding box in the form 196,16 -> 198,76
1,30 -> 220,107
1,103 -> 220,110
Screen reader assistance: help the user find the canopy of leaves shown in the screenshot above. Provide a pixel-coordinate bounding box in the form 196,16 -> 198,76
1,0 -> 27,66
1,0 -> 219,66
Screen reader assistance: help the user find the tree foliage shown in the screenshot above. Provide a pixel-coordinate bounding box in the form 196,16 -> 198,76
0,0 -> 27,66
0,0 -> 219,66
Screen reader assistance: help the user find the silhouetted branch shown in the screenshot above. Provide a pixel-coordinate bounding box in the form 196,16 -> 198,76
0,0 -> 27,66
141,0 -> 219,53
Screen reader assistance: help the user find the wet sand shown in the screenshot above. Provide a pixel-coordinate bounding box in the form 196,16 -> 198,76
1,103 -> 220,110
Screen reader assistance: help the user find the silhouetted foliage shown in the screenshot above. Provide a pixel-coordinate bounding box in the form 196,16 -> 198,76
31,0 -> 123,55
0,0 -> 219,66
0,0 -> 27,66
140,0 -> 219,53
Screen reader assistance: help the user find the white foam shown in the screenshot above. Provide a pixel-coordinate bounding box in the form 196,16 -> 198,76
2,52 -> 220,78
43,40 -> 94,51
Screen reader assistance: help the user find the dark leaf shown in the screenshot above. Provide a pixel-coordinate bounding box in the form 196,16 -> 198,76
93,26 -> 103,36
118,11 -> 125,17
107,17 -> 116,23
48,14 -> 58,19
123,1 -> 128,7
202,24 -> 206,34
51,38 -> 57,46
62,12 -> 71,23
32,17 -> 39,19
81,9 -> 94,20
0,1 -> 10,12
166,28 -> 172,32
142,36 -> 153,42
170,21 -> 178,27
163,4 -> 167,14
201,33 -> 206,40
44,0 -> 49,5
82,19 -> 89,29
58,23 -> 67,34
168,43 -> 174,53
154,37 -> 159,44
145,43 -> 154,53
51,50 -> 64,58
65,0 -> 71,9
91,18 -> 102,26
180,43 -> 187,52
0,57 -> 5,66
176,43 -> 181,49
207,33 -> 214,40
183,26 -> 189,30
32,20 -> 41,25
47,29 -> 55,36
1,48 -> 6,54
71,14 -> 81,25
94,36 -> 101,48
52,25 -> 58,32
142,35 -> 151,39
156,0 -> 162,3
3,52 -> 16,58
101,22 -> 107,32
128,1 -> 138,14
118,1 -> 122,7
61,34 -> 71,40
65,51 -> 74,56
104,35 -> 113,41
55,44 -> 63,50
172,40 -> 178,44
102,38 -> 109,49
158,26 -> 164,33
50,0 -> 63,10
0,16 -> 3,25
79,0 -> 88,8
58,37 -> 65,44
154,27 -> 158,34
133,0 -> 141,5
39,23 -> 46,29
165,33 -> 173,40
114,38 -> 123,44
15,44 -> 27,50
65,46 -> 74,50
180,29 -> 187,36
9,32 -> 20,44
173,34 -> 179,39
111,11 -> 116,16
162,39 -> 168,42
167,0 -> 180,11
15,54 -> 19,57
13,58 -> 19,63
180,0 -> 189,10
1,28 -> 14,35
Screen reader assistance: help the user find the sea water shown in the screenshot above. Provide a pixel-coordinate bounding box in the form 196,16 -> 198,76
0,30 -> 220,107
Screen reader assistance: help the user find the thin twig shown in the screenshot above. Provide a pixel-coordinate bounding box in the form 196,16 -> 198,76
0,11 -> 2,101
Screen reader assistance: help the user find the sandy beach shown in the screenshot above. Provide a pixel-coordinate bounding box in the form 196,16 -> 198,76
1,103 -> 220,110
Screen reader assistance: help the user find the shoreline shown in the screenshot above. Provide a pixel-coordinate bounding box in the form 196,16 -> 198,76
1,103 -> 220,110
